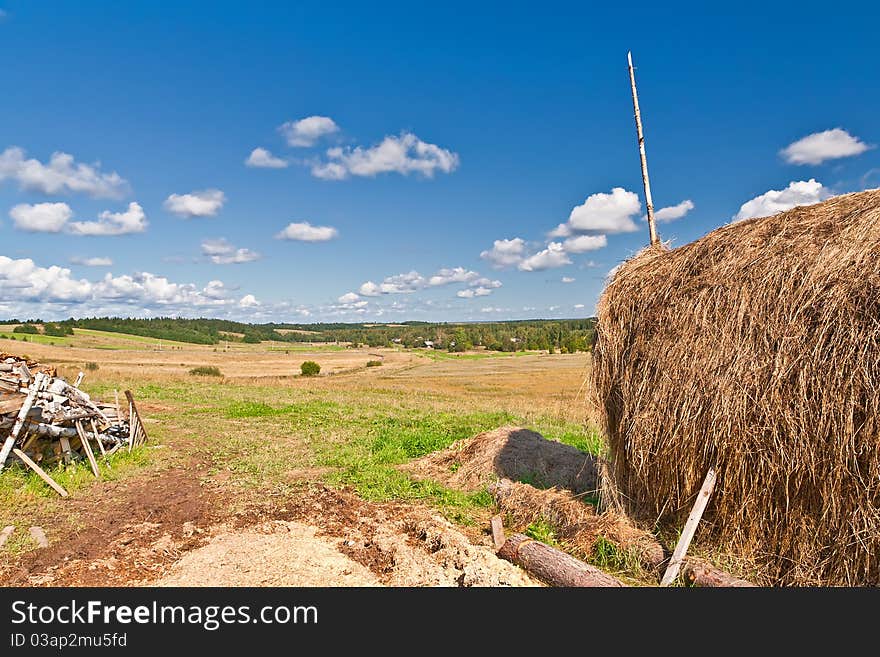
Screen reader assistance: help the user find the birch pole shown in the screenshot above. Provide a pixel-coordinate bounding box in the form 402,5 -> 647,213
627,51 -> 659,247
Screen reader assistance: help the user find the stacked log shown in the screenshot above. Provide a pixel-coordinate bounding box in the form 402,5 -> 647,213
0,353 -> 146,495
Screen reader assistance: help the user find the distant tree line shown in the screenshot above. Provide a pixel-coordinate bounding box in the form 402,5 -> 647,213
0,317 -> 596,353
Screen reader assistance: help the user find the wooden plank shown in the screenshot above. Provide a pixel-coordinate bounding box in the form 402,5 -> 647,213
75,421 -> 100,478
0,394 -> 26,415
29,526 -> 49,549
89,419 -> 106,456
128,402 -> 134,452
491,515 -> 506,550
124,390 -> 148,446
73,371 -> 84,388
59,435 -> 73,464
12,449 -> 68,497
661,468 -> 717,586
0,372 -> 45,470
0,525 -> 14,549
114,389 -> 121,427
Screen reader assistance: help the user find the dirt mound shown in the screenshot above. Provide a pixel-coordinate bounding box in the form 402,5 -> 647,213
156,521 -> 382,587
404,426 -> 597,494
242,485 -> 540,587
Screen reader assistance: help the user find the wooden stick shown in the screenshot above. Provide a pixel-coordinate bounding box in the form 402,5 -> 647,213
128,402 -> 134,452
114,389 -> 121,427
661,468 -> 717,586
12,448 -> 68,497
124,390 -> 148,446
491,515 -> 506,551
0,372 -> 44,470
59,435 -> 73,464
627,51 -> 658,247
73,371 -> 84,388
75,421 -> 100,478
89,418 -> 106,456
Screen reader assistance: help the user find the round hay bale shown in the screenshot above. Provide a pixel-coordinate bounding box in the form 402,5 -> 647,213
592,188 -> 880,586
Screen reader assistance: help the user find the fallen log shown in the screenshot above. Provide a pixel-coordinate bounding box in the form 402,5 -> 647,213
497,533 -> 627,587
682,558 -> 756,587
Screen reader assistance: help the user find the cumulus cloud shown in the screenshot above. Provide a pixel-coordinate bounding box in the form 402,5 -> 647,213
279,116 -> 339,147
561,276 -> 575,283
359,271 -> 426,296
480,237 -> 526,269
0,146 -> 129,198
70,256 -> 112,267
245,147 -> 288,168
733,179 -> 831,222
311,132 -> 459,180
338,292 -> 360,303
470,277 -> 502,289
548,223 -> 572,238
239,294 -> 260,308
200,238 -> 261,264
9,202 -> 73,232
518,242 -> 572,271
68,202 -> 147,236
573,303 -> 585,309
562,234 -> 607,253
164,189 -> 225,218
428,267 -> 480,287
566,187 -> 641,234
275,221 -> 339,242
654,199 -> 695,223
780,128 -> 872,165
0,256 -> 254,312
456,287 -> 493,298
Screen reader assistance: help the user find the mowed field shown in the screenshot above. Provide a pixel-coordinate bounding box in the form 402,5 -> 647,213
0,329 -> 600,586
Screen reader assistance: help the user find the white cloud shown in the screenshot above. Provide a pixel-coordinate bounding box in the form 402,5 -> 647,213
548,223 -> 572,238
518,242 -> 572,272
245,147 -> 288,168
200,238 -> 261,264
70,256 -> 112,267
574,303 -> 585,309
279,116 -> 339,147
456,287 -> 493,298
0,146 -> 129,198
164,189 -> 225,218
275,221 -> 339,242
780,128 -> 872,165
566,187 -> 641,234
654,199 -> 695,223
470,277 -> 502,289
9,202 -> 73,232
480,237 -> 526,269
0,256 -> 252,311
311,132 -> 459,180
358,281 -> 382,297
338,292 -> 360,303
562,234 -> 607,253
239,294 -> 260,308
480,306 -> 503,313
733,179 -> 831,222
68,202 -> 147,236
561,276 -> 575,283
428,267 -> 480,286
372,271 -> 426,294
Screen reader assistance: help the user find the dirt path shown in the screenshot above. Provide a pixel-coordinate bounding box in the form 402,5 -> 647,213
1,467 -> 537,587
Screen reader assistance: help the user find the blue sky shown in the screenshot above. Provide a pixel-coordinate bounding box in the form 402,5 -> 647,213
1,1 -> 878,323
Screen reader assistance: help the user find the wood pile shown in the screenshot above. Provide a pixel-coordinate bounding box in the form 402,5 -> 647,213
0,353 -> 147,497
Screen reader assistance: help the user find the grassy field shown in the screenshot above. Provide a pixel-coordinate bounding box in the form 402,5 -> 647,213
0,332 -> 604,579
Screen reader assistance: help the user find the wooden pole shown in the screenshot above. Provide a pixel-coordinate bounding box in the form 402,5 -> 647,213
75,421 -> 100,478
12,449 -> 68,497
661,468 -> 717,586
627,51 -> 659,247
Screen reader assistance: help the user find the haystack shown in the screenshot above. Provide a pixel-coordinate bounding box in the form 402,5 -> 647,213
592,188 -> 880,586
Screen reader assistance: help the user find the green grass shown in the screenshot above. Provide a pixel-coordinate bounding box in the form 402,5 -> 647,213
590,536 -> 646,580
189,365 -> 223,377
525,517 -> 561,547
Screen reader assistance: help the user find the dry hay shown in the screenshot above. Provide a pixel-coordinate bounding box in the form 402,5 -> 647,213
592,188 -> 880,586
404,426 -> 598,494
489,478 -> 665,570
